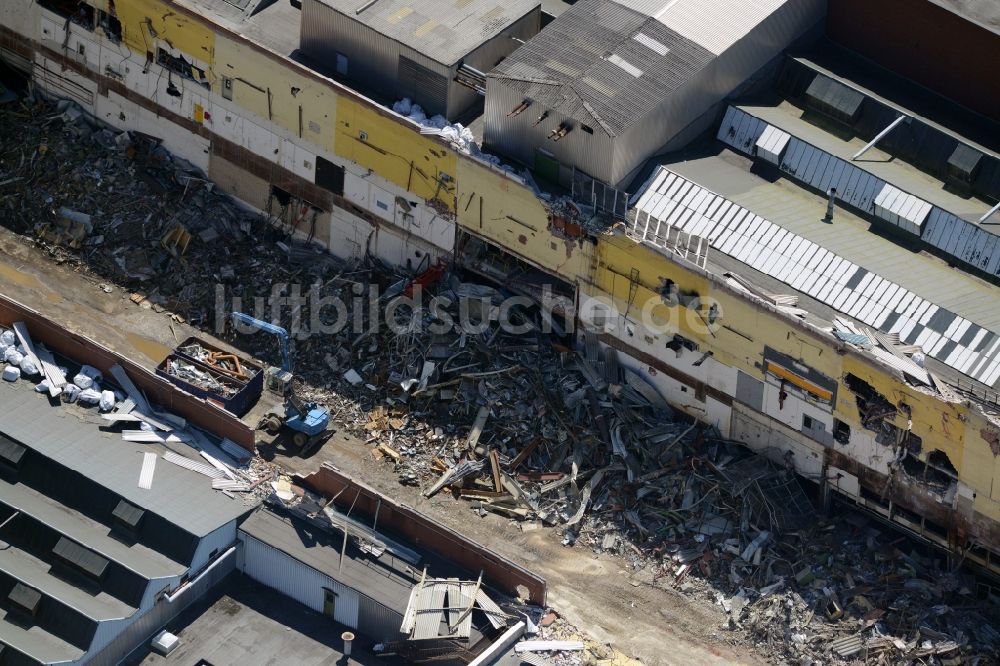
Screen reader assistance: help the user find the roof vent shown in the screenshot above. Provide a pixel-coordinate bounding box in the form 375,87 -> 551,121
946,143 -> 983,186
0,434 -> 26,470
112,499 -> 145,532
8,583 -> 41,616
804,75 -> 864,126
53,537 -> 110,581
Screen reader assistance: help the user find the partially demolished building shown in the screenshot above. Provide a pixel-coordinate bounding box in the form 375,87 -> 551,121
1,0 -> 999,601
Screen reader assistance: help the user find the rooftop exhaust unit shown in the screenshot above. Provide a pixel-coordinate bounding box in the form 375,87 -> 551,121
804,75 -> 864,126
946,143 -> 983,188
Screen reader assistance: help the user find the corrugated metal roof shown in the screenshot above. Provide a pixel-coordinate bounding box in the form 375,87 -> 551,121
489,0 -> 713,137
611,0 -> 796,55
312,0 -> 539,65
630,166 -> 1000,389
0,382 -> 250,538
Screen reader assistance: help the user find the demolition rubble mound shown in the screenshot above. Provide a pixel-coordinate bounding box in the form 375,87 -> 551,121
2,97 -> 999,666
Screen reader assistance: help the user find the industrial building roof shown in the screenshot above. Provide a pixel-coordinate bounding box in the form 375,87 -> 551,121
239,507 -> 417,612
489,0 -> 713,137
609,0 -> 802,55
310,0 -> 541,66
0,382 -> 250,538
0,608 -> 84,664
630,156 -> 1000,391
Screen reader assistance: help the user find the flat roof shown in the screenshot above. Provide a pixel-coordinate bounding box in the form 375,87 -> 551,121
310,0 -> 540,66
736,100 -> 991,224
0,381 -> 251,538
178,0 -> 303,56
133,575 -> 399,666
239,507 -> 417,613
662,149 -> 1000,332
490,0 -> 713,137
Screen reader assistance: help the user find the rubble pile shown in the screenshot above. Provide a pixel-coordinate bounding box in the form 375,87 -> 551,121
0,97 -> 346,328
2,98 -> 998,664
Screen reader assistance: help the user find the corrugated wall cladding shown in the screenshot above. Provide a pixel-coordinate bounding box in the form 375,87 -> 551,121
718,106 -> 1000,280
358,594 -> 406,643
240,532 -> 360,628
484,77 -> 617,185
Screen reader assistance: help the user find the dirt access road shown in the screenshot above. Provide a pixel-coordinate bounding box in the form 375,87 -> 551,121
0,228 -> 765,666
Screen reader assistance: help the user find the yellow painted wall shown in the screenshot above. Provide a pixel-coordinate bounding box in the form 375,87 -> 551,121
213,36 -> 337,154
336,97 -> 457,211
116,0 -> 214,64
456,159 -> 589,279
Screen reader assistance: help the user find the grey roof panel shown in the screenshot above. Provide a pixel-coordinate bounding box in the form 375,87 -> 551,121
0,382 -> 249,538
312,0 -> 540,66
0,480 -> 183,580
489,0 -> 712,136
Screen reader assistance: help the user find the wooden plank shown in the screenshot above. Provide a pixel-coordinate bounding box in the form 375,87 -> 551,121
466,405 -> 490,449
509,437 -> 541,471
488,449 -> 502,492
12,322 -> 40,369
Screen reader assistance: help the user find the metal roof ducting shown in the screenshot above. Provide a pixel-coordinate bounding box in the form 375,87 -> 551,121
804,75 -> 864,126
946,143 -> 984,186
8,583 -> 41,616
53,536 -> 110,580
0,434 -> 26,469
112,499 -> 145,532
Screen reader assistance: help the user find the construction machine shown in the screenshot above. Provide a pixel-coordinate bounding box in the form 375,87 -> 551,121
230,312 -> 332,454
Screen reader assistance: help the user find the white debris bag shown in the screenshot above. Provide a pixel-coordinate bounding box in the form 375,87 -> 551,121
77,388 -> 102,405
34,380 -> 51,393
62,384 -> 81,403
78,364 -> 103,381
0,330 -> 14,347
2,366 -> 20,382
99,390 -> 116,412
19,356 -> 40,376
73,373 -> 94,389
4,347 -> 23,366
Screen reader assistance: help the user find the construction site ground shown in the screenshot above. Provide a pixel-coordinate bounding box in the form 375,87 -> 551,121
0,227 -> 751,666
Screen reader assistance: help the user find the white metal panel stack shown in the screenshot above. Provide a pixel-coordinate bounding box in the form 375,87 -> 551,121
873,184 -> 932,235
630,166 -> 1000,388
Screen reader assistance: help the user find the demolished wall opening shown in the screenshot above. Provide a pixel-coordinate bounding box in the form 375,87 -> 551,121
900,449 -> 957,495
844,372 -> 902,445
41,0 -> 94,26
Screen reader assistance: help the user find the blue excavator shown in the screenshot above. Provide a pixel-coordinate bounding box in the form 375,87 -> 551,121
230,312 -> 331,454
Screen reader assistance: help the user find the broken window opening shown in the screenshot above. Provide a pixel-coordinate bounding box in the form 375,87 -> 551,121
97,10 -> 122,42
900,450 -> 956,494
833,418 -> 850,445
41,0 -> 94,27
844,373 -> 898,434
156,47 -> 209,89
